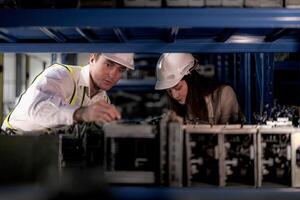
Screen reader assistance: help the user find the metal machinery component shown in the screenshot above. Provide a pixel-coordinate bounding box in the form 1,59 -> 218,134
184,125 -> 222,186
184,125 -> 257,187
51,124 -> 300,188
159,112 -> 184,186
184,124 -> 300,188
257,127 -> 300,187
1,120 -> 300,188
167,121 -> 184,186
222,125 -> 257,187
51,112 -> 183,186
58,123 -> 104,176
102,122 -> 158,185
102,112 -> 183,186
253,100 -> 300,126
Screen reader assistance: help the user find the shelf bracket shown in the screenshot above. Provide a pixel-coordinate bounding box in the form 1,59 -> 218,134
113,28 -> 127,43
76,28 -> 99,42
168,27 -> 179,43
40,27 -> 66,43
214,28 -> 237,43
264,28 -> 290,42
0,30 -> 17,43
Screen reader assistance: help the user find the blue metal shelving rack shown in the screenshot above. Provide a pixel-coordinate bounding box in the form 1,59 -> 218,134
0,8 -> 300,52
0,8 -> 299,122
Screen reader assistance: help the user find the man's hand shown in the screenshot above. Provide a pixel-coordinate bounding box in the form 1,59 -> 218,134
73,100 -> 121,123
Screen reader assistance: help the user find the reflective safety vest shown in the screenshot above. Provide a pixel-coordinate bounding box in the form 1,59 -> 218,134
4,64 -> 85,131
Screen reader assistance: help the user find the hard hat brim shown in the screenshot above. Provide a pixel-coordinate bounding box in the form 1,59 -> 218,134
102,53 -> 134,70
155,76 -> 182,90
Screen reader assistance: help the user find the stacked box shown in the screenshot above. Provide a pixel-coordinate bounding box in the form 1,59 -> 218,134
189,0 -> 205,6
166,0 -> 188,6
245,0 -> 282,7
258,0 -> 283,7
222,0 -> 244,7
145,0 -> 162,7
245,0 -> 260,7
124,0 -> 162,7
79,0 -> 116,7
124,0 -> 145,7
286,0 -> 300,8
205,0 -> 222,6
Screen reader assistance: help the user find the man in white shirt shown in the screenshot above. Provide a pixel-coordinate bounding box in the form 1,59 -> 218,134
2,53 -> 134,133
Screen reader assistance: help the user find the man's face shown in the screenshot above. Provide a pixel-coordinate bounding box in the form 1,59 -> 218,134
89,54 -> 126,91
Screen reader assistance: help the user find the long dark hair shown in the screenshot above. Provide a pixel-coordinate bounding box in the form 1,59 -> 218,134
167,69 -> 222,122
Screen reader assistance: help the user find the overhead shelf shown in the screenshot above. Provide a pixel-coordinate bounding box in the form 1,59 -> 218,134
0,8 -> 300,52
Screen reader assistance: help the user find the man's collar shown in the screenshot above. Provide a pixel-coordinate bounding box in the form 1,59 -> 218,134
78,64 -> 90,87
78,64 -> 105,98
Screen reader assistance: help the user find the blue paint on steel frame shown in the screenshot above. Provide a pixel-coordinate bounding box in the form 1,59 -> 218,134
0,42 -> 299,53
1,8 -> 300,28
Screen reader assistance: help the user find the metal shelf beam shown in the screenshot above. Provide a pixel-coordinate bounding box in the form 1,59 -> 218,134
1,8 -> 300,28
0,41 -> 298,53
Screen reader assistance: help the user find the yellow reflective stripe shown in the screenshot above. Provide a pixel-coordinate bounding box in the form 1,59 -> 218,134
59,64 -> 78,105
4,112 -> 13,129
3,68 -> 46,131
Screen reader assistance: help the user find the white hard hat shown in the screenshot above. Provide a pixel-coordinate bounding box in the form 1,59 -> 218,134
155,53 -> 195,90
102,53 -> 134,70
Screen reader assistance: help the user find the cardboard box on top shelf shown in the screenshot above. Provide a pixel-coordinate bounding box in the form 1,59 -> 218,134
245,0 -> 282,7
166,0 -> 189,7
145,0 -> 162,7
286,0 -> 300,8
79,0 -> 116,7
124,0 -> 145,7
222,0 -> 244,7
258,0 -> 283,7
205,0 -> 222,7
189,0 -> 205,7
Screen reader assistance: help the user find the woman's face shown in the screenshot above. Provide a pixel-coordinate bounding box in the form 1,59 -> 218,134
167,80 -> 188,105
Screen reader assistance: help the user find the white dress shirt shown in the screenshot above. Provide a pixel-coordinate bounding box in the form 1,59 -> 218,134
2,63 -> 109,133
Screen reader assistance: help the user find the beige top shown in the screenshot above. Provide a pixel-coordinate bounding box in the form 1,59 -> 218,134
187,85 -> 240,124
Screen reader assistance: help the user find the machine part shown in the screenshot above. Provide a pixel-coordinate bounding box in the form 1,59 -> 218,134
291,130 -> 300,187
159,113 -> 169,185
184,125 -> 222,186
253,99 -> 299,127
104,171 -> 155,184
103,123 -> 159,185
105,137 -> 156,171
103,123 -> 155,138
58,123 -> 105,178
257,127 -> 299,187
222,126 -> 257,187
168,122 -> 183,187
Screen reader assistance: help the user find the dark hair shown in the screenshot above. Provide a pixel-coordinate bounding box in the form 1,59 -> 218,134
167,70 -> 222,122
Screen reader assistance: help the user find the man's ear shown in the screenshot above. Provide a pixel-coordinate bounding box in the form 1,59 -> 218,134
89,53 -> 97,64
